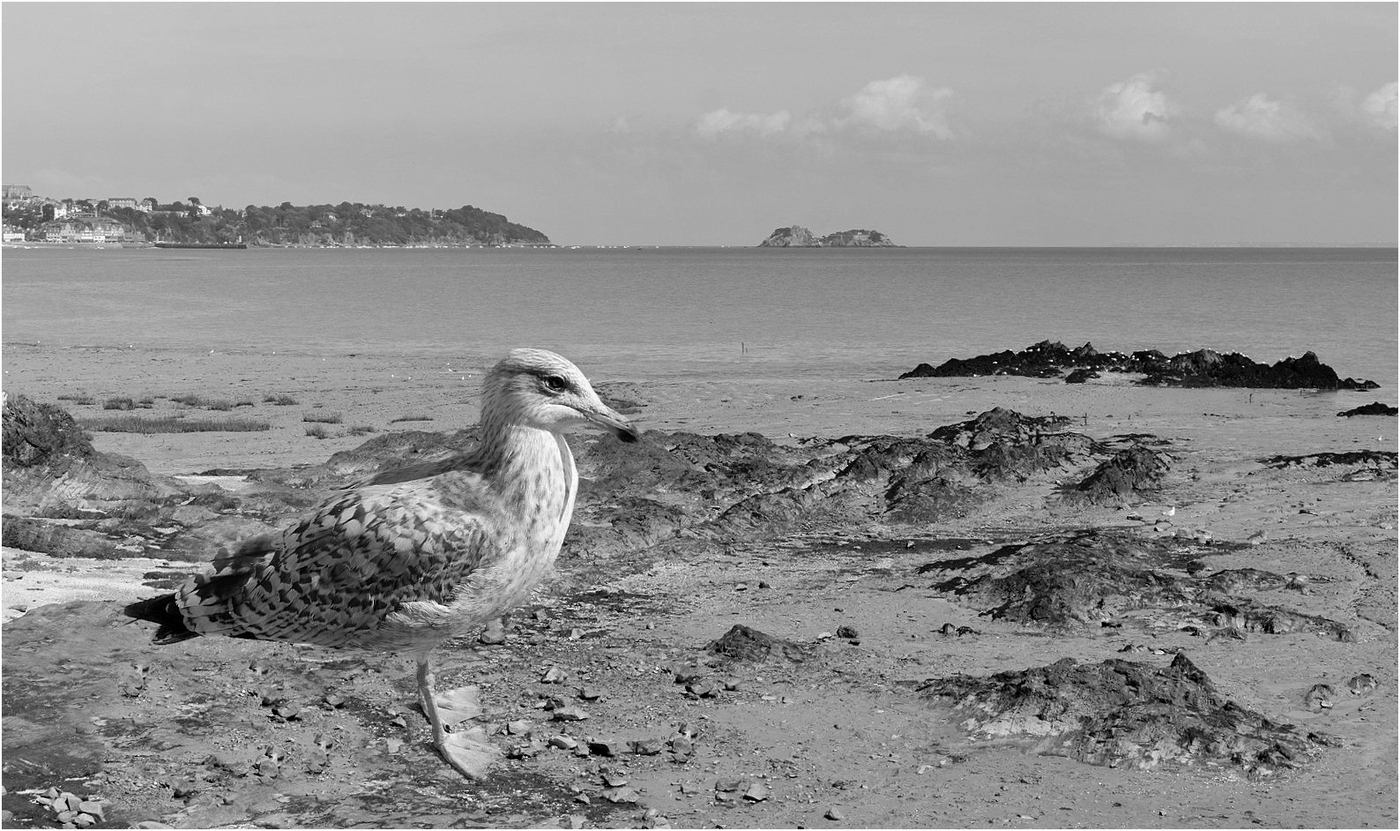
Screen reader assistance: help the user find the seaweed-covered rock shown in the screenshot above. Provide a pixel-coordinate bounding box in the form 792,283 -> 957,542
919,653 -> 1335,777
899,341 -> 1378,390
1338,401 -> 1398,417
917,529 -> 1352,637
1061,446 -> 1172,507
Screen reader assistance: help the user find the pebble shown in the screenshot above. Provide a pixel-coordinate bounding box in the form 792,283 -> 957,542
714,778 -> 747,793
602,771 -> 630,788
549,735 -> 579,750
552,706 -> 590,722
836,625 -> 859,639
824,807 -> 845,821
631,737 -> 666,755
744,782 -> 769,802
603,787 -> 641,804
1347,673 -> 1377,695
1305,684 -> 1336,712
578,686 -> 602,701
506,719 -> 533,735
541,665 -> 568,684
589,738 -> 628,757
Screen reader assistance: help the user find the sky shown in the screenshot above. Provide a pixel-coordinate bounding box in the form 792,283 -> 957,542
3,2 -> 1396,246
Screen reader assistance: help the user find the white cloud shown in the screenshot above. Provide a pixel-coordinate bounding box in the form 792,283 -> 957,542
694,75 -> 953,141
1094,72 -> 1173,141
696,108 -> 792,139
839,75 -> 954,138
1214,93 -> 1320,142
1360,81 -> 1398,130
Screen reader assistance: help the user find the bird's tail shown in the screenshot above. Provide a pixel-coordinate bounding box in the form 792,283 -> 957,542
124,593 -> 198,644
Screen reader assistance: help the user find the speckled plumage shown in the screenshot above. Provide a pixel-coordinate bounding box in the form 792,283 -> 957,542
128,348 -> 638,779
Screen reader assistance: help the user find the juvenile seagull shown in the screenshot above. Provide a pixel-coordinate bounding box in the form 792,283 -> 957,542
126,348 -> 638,779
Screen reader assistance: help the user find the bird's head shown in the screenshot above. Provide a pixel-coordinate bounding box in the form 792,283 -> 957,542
481,348 -> 639,442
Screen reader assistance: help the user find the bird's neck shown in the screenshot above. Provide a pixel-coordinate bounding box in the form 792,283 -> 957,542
476,422 -> 577,530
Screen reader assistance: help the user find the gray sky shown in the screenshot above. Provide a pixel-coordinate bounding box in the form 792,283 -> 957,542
3,3 -> 1395,246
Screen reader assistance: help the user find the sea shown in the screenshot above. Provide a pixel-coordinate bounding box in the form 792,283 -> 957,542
2,246 -> 1396,389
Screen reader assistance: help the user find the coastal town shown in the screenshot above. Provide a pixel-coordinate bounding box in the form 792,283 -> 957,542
0,184 -> 551,248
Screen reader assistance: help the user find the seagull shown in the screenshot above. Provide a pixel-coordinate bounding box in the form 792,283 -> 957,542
126,348 -> 638,779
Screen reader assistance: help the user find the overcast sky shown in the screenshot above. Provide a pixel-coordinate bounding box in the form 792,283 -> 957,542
3,3 -> 1396,246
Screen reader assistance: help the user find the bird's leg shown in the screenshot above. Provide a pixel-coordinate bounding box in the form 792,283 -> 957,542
414,652 -> 500,780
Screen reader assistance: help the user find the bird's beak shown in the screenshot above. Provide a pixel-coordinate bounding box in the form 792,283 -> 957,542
579,403 -> 640,443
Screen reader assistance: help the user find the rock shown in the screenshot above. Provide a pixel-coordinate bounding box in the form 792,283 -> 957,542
478,617 -> 507,645
602,787 -> 641,804
540,665 -> 568,684
1338,401 -> 1398,417
743,782 -> 769,801
587,738 -> 627,757
1062,446 -> 1172,507
706,624 -> 812,664
630,737 -> 666,755
757,225 -> 897,247
824,806 -> 845,820
835,625 -> 859,640
899,341 -> 1378,390
921,653 -> 1333,775
1304,684 -> 1336,712
1347,673 -> 1377,696
548,735 -> 579,750
551,706 -> 590,722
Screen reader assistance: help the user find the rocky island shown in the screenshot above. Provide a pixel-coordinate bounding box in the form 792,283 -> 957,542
758,225 -> 897,247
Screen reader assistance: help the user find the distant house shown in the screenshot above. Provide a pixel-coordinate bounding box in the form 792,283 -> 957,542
2,184 -> 34,209
107,197 -> 140,210
2,225 -> 27,243
39,215 -> 132,243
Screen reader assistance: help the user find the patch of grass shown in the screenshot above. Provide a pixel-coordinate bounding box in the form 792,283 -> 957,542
305,424 -> 332,439
303,410 -> 342,424
103,396 -> 136,411
234,399 -> 255,408
345,425 -> 376,436
170,394 -> 238,411
57,393 -> 95,405
264,394 -> 299,406
79,415 -> 271,434
390,414 -> 433,423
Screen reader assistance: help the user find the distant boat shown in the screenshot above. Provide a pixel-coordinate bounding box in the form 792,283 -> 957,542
153,241 -> 247,250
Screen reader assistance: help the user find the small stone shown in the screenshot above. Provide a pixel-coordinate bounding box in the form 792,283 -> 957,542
506,719 -> 532,735
568,627 -> 584,640
1347,673 -> 1377,696
602,771 -> 629,788
552,706 -> 590,722
835,625 -> 859,640
479,619 -> 507,645
549,735 -> 579,750
1305,684 -> 1336,712
722,678 -> 741,692
631,737 -> 666,755
323,693 -> 346,709
816,631 -> 834,641
743,782 -> 769,802
670,735 -> 694,757
672,665 -> 704,684
714,778 -> 746,793
603,787 -> 640,804
824,807 -> 845,821
588,738 -> 627,757
76,802 -> 105,820
758,580 -> 771,589
73,814 -> 97,828
541,665 -> 568,684
578,686 -> 602,701
686,680 -> 717,699
388,714 -> 408,728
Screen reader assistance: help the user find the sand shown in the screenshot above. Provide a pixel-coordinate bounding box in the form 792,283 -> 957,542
1,340 -> 1396,828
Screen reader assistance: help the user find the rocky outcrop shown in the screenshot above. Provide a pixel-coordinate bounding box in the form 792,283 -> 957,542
920,653 -> 1337,778
899,340 -> 1380,390
1338,401 -> 1398,417
757,226 -> 897,247
758,226 -> 819,247
914,528 -> 1353,639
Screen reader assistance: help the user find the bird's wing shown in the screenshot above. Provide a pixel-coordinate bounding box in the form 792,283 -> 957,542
177,475 -> 507,647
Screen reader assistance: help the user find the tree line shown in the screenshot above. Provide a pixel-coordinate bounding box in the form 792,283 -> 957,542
4,199 -> 551,247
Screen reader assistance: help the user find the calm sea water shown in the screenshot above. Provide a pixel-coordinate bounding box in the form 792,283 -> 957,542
3,246 -> 1396,386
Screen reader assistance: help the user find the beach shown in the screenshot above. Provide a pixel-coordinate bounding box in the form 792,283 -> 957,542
2,338 -> 1395,828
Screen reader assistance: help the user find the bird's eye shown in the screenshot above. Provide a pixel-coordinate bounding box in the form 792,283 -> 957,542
542,374 -> 568,394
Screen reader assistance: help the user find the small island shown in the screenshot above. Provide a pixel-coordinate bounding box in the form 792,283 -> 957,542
758,225 -> 898,247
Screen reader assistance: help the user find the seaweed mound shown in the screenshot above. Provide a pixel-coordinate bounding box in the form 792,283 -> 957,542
899,341 -> 1379,390
920,653 -> 1336,778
